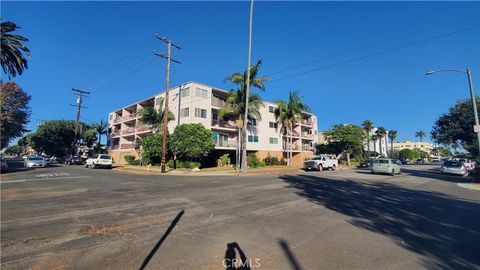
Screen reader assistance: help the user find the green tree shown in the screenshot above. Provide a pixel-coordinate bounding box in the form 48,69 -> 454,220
171,123 -> 215,163
141,133 -> 171,165
375,127 -> 387,157
399,148 -> 420,161
431,146 -> 452,157
138,98 -> 175,133
4,145 -> 23,156
371,134 -> 378,157
362,120 -> 374,158
324,124 -> 367,166
1,21 -> 31,78
415,131 -> 426,142
1,81 -> 31,148
223,60 -> 269,170
92,120 -> 108,145
431,98 -> 480,158
388,130 -> 397,158
81,128 -> 97,148
274,91 -> 310,166
30,120 -> 77,156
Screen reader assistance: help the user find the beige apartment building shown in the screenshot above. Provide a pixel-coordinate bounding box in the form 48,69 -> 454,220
392,141 -> 433,153
107,81 -> 318,165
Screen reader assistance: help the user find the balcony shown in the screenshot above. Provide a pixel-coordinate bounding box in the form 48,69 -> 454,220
283,131 -> 300,138
215,140 -> 236,148
211,119 -> 237,129
120,143 -> 134,150
111,145 -> 120,150
211,97 -> 225,107
302,133 -> 315,140
111,132 -> 120,138
302,120 -> 314,127
136,125 -> 152,133
302,146 -> 315,152
122,127 -> 135,135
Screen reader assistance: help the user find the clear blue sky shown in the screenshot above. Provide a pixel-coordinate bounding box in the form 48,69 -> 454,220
3,1 -> 480,143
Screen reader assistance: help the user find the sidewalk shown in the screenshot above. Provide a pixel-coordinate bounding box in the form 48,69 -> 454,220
114,164 -> 354,176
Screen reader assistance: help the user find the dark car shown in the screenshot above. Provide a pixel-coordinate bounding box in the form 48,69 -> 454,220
398,158 -> 408,165
65,156 -> 84,165
359,159 -> 373,168
0,157 -> 7,173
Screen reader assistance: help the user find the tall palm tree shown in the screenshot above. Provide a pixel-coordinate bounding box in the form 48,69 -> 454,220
1,21 -> 31,78
415,131 -> 426,142
388,130 -> 398,158
362,120 -> 374,157
375,127 -> 387,157
274,91 -> 310,166
371,135 -> 378,158
92,120 -> 108,146
223,60 -> 269,170
138,98 -> 175,133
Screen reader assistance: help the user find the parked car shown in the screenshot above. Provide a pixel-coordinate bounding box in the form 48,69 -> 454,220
0,157 -> 8,173
65,156 -> 84,165
85,154 -> 113,169
456,158 -> 476,171
431,158 -> 441,162
358,159 -> 373,168
391,159 -> 403,165
303,155 -> 338,171
415,158 -> 425,164
441,160 -> 469,176
24,156 -> 47,168
371,158 -> 401,175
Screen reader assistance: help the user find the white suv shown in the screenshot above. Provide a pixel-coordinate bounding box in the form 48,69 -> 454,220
85,154 -> 113,169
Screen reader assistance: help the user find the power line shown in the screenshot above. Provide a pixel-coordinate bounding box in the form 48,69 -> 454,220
268,25 -> 480,84
71,89 -> 90,151
265,12 -> 480,77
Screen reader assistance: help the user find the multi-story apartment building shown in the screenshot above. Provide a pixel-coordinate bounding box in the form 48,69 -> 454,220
392,141 -> 433,154
107,81 -> 318,165
364,128 -> 390,157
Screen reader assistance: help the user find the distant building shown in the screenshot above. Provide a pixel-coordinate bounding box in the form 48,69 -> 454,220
364,128 -> 390,157
393,141 -> 433,154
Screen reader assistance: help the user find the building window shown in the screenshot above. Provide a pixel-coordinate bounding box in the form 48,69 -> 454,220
269,106 -> 275,113
248,135 -> 259,142
249,118 -> 257,126
181,87 -> 190,98
269,122 -> 278,129
180,107 -> 189,118
195,108 -> 207,118
195,87 -> 208,98
269,137 -> 278,144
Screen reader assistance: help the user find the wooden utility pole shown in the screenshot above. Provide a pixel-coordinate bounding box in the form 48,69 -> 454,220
155,35 -> 181,173
71,89 -> 90,153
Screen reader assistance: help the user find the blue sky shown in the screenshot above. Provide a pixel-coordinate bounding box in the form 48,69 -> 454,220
3,1 -> 480,143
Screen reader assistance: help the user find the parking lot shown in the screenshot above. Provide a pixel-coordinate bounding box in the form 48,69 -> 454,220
1,161 -> 479,269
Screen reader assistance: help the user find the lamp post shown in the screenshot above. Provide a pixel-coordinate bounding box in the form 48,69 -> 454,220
426,68 -> 480,159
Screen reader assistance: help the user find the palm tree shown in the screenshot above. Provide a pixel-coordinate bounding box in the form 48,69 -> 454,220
371,135 -> 378,158
1,21 -> 31,78
415,131 -> 426,142
362,120 -> 374,157
388,130 -> 397,158
138,98 -> 175,133
375,127 -> 387,157
92,120 -> 108,146
222,60 -> 269,170
274,91 -> 311,166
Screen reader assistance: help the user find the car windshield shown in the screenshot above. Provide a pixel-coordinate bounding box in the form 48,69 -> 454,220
100,155 -> 111,159
364,160 -> 372,163
445,161 -> 462,168
29,157 -> 43,161
374,160 -> 389,164
312,157 -> 323,160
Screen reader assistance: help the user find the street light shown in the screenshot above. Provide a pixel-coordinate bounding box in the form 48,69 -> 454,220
426,68 -> 480,159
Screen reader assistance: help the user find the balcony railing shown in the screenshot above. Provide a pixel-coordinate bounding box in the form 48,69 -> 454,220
212,119 -> 237,129
211,98 -> 225,107
302,121 -> 314,126
122,127 -> 135,135
113,113 -> 137,123
111,145 -> 120,150
301,133 -> 315,139
302,146 -> 315,152
120,143 -> 134,149
215,141 -> 236,148
111,132 -> 120,137
136,125 -> 152,133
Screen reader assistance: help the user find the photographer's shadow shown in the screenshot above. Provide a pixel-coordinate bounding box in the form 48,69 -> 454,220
224,242 -> 251,270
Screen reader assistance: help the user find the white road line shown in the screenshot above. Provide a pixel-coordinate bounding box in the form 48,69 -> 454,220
1,176 -> 90,184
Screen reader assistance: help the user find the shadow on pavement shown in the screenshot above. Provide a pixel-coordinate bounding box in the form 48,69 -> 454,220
278,239 -> 303,270
224,242 -> 251,270
139,209 -> 185,270
280,174 -> 480,270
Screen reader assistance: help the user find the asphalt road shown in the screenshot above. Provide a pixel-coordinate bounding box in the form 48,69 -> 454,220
1,161 -> 479,270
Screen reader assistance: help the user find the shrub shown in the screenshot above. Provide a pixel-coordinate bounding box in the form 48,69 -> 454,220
248,153 -> 265,168
264,155 -> 281,166
217,153 -> 230,167
124,155 -> 136,165
168,160 -> 201,169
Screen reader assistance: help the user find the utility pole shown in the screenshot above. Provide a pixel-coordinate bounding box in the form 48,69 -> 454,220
71,89 -> 90,154
155,35 -> 181,173
466,69 -> 480,159
241,0 -> 255,172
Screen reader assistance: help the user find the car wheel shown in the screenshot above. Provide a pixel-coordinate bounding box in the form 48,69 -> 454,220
398,169 -> 402,175
84,164 -> 89,168
390,170 -> 395,176
332,164 -> 337,171
318,165 -> 323,172
371,171 -> 375,174
92,164 -> 97,169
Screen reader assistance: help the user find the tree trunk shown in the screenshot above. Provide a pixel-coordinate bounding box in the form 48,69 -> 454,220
390,140 -> 394,158
241,127 -> 247,171
289,123 -> 293,166
346,151 -> 351,167
379,138 -> 383,157
373,140 -> 377,158
367,137 -> 370,158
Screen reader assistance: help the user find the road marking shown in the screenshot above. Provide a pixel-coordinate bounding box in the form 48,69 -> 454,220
36,172 -> 70,178
1,176 -> 90,184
